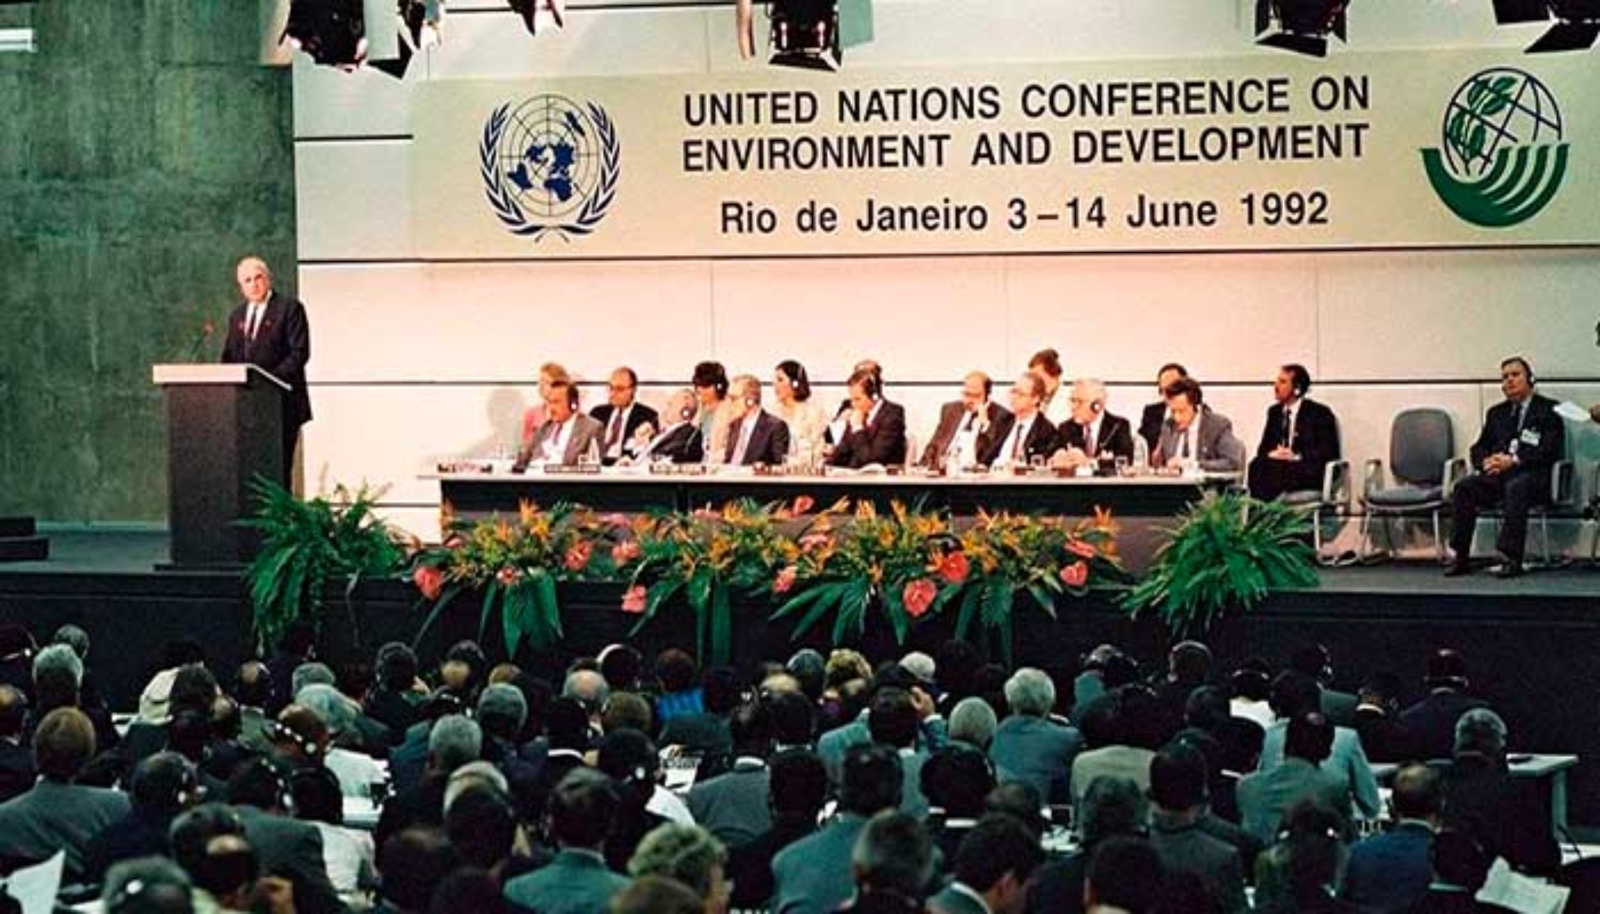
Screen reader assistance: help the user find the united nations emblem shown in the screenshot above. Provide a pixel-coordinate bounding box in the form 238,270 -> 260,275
1420,69 -> 1569,229
480,95 -> 621,240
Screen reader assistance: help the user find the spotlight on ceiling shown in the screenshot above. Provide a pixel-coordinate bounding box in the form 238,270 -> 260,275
283,0 -> 368,70
1493,0 -> 1600,52
1254,0 -> 1350,57
767,0 -> 840,70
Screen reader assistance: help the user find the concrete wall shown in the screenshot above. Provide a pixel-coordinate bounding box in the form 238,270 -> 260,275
0,1 -> 295,521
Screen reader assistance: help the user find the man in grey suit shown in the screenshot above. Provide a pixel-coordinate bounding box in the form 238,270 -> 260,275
514,378 -> 605,470
1148,744 -> 1248,914
723,374 -> 792,466
503,767 -> 629,913
772,743 -> 903,914
227,758 -> 345,914
929,814 -> 1044,914
1237,713 -> 1350,845
0,707 -> 129,880
1152,377 -> 1246,472
687,700 -> 774,849
919,372 -> 1011,470
988,668 -> 1083,805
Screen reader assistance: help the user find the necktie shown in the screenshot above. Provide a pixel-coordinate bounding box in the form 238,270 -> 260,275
247,306 -> 263,341
731,419 -> 753,465
963,412 -> 977,432
1012,421 -> 1028,460
1282,406 -> 1294,448
605,409 -> 624,452
1180,427 -> 1191,459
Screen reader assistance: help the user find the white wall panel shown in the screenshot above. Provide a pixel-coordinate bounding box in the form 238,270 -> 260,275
427,8 -> 715,79
295,142 -> 414,260
293,61 -> 416,139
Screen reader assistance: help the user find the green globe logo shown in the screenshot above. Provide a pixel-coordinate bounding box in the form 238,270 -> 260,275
1421,68 -> 1569,229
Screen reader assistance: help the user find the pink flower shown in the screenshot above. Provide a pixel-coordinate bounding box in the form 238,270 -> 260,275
601,513 -> 630,529
937,552 -> 970,585
412,565 -> 443,602
1066,538 -> 1098,559
1060,561 -> 1089,588
611,540 -> 641,566
792,495 -> 816,515
564,542 -> 593,572
773,565 -> 798,594
495,566 -> 520,587
621,585 -> 648,614
903,578 -> 938,618
442,533 -> 466,551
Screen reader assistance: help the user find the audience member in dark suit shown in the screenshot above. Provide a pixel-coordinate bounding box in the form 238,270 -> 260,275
1352,673 -> 1411,764
637,389 -> 706,465
594,729 -> 670,874
835,810 -> 935,914
1447,356 -> 1566,578
1137,362 -> 1188,452
1238,713 -> 1350,845
1025,776 -> 1147,914
1342,764 -> 1442,913
687,700 -> 775,848
919,372 -> 1011,469
988,373 -> 1061,468
928,814 -> 1044,914
828,366 -> 909,469
1085,836 -> 1169,914
1248,364 -> 1342,500
0,708 -> 130,879
1153,378 -> 1246,472
363,644 -> 422,741
728,748 -> 826,910
1437,708 -> 1559,877
922,745 -> 998,864
773,743 -> 904,914
0,684 -> 33,804
83,751 -> 194,883
503,767 -> 629,912
1399,650 -> 1490,762
220,256 -> 312,485
1290,643 -> 1360,729
590,366 -> 660,466
375,713 -> 481,854
1253,800 -> 1364,914
227,758 -> 344,914
988,668 -> 1082,804
1409,829 -> 1520,914
1148,744 -> 1249,914
1053,378 -> 1136,470
723,374 -> 792,466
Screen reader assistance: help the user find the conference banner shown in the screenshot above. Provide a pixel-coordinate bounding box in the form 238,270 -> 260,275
411,49 -> 1598,258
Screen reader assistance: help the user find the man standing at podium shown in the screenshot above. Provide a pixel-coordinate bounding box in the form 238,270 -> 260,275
221,256 -> 312,489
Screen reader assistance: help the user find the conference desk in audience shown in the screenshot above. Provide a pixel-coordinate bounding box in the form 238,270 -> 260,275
1372,753 -> 1578,834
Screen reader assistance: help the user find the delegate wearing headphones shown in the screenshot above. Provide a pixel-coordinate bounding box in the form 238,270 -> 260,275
1246,362 -> 1342,501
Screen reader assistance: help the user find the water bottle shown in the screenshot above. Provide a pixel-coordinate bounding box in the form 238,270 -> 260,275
582,437 -> 601,467
1133,435 -> 1149,473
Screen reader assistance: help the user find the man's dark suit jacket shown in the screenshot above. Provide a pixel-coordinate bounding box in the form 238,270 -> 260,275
1438,755 -> 1560,876
1058,412 -> 1136,462
1139,401 -> 1167,451
987,412 -> 1059,466
1399,690 -> 1489,761
828,400 -> 908,468
725,411 -> 791,466
221,291 -> 313,432
1469,393 -> 1565,477
0,739 -> 33,805
644,422 -> 704,464
235,804 -> 344,914
1254,398 -> 1340,466
919,400 -> 1011,468
590,401 -> 660,464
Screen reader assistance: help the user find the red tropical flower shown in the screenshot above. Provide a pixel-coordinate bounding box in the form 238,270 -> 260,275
1066,538 -> 1098,559
903,578 -> 938,618
773,565 -> 798,594
937,552 -> 970,585
412,565 -> 443,601
564,542 -> 593,572
442,533 -> 465,550
495,566 -> 521,587
621,585 -> 648,614
1060,561 -> 1089,588
792,495 -> 816,515
611,540 -> 641,566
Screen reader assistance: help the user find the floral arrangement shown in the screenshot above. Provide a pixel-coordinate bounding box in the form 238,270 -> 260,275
410,500 -> 623,656
617,497 -> 811,666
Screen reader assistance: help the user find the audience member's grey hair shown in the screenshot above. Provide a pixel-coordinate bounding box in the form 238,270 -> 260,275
948,696 -> 999,748
562,668 -> 611,714
102,855 -> 194,913
291,661 -> 336,699
429,714 -> 483,773
1454,708 -> 1508,758
850,810 -> 935,898
295,683 -> 358,735
900,651 -> 936,683
477,682 -> 529,733
443,760 -> 511,815
1004,667 -> 1056,718
52,624 -> 91,660
34,643 -> 84,689
627,822 -> 728,899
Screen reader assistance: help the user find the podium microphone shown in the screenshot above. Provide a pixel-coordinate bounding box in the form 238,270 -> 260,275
187,320 -> 217,362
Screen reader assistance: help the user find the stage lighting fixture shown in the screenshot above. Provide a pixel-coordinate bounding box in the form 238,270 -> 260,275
509,0 -> 565,36
1493,0 -> 1600,52
283,0 -> 368,69
768,0 -> 841,70
1254,0 -> 1350,57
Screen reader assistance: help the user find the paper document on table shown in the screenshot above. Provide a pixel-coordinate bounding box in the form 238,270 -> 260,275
1,850 -> 64,914
1476,858 -> 1568,914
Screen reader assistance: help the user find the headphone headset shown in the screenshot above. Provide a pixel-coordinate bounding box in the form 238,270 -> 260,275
270,720 -> 325,761
1090,400 -> 1103,414
566,385 -> 580,409
680,402 -> 695,421
857,373 -> 881,401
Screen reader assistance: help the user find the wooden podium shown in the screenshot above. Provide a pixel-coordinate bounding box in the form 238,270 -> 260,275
153,364 -> 289,569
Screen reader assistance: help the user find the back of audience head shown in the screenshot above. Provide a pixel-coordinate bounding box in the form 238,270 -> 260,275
922,745 -> 996,819
598,643 -> 645,691
701,666 -> 744,715
1390,763 -> 1443,823
1289,643 -> 1335,685
51,623 -> 90,660
954,814 -> 1045,910
272,704 -> 329,765
1149,742 -> 1209,814
290,660 -> 335,700
766,688 -> 815,746
1276,799 -> 1348,904
163,638 -> 208,670
428,713 -> 482,774
1078,693 -> 1122,749
1086,836 -> 1165,914
1080,776 -> 1149,848
785,648 -> 826,701
33,642 -> 83,701
1425,648 -> 1471,691
825,649 -> 872,692
102,855 -> 194,914
509,672 -> 553,740
549,766 -> 620,849
727,698 -> 773,758
129,751 -> 197,816
546,696 -> 592,751
170,804 -> 254,901
769,748 -> 828,819
294,682 -> 356,737
1269,670 -> 1322,720
227,758 -> 288,812
610,874 -> 705,914
290,765 -> 344,825
35,706 -> 96,782
1003,667 -> 1055,719
441,640 -> 488,694
656,648 -> 699,694
374,642 -> 419,692
840,742 -> 904,816
561,666 -> 611,717
429,868 -> 505,914
600,691 -> 653,736
446,787 -> 517,872
851,810 -> 934,902
627,822 -> 729,909
379,827 -> 461,914
234,661 -> 272,709
1167,640 -> 1212,686
1453,707 -> 1507,761
1285,712 -> 1335,765
984,781 -> 1046,840
949,696 -> 999,749
476,682 -> 529,742
1229,656 -> 1273,702
867,687 -> 919,750
0,683 -> 26,738
1183,685 -> 1231,730
444,760 -> 511,815
596,728 -> 660,805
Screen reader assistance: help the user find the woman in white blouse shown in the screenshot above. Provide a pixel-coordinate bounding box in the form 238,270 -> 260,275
773,359 -> 827,463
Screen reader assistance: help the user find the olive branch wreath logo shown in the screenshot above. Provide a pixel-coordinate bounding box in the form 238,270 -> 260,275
480,100 -> 621,241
